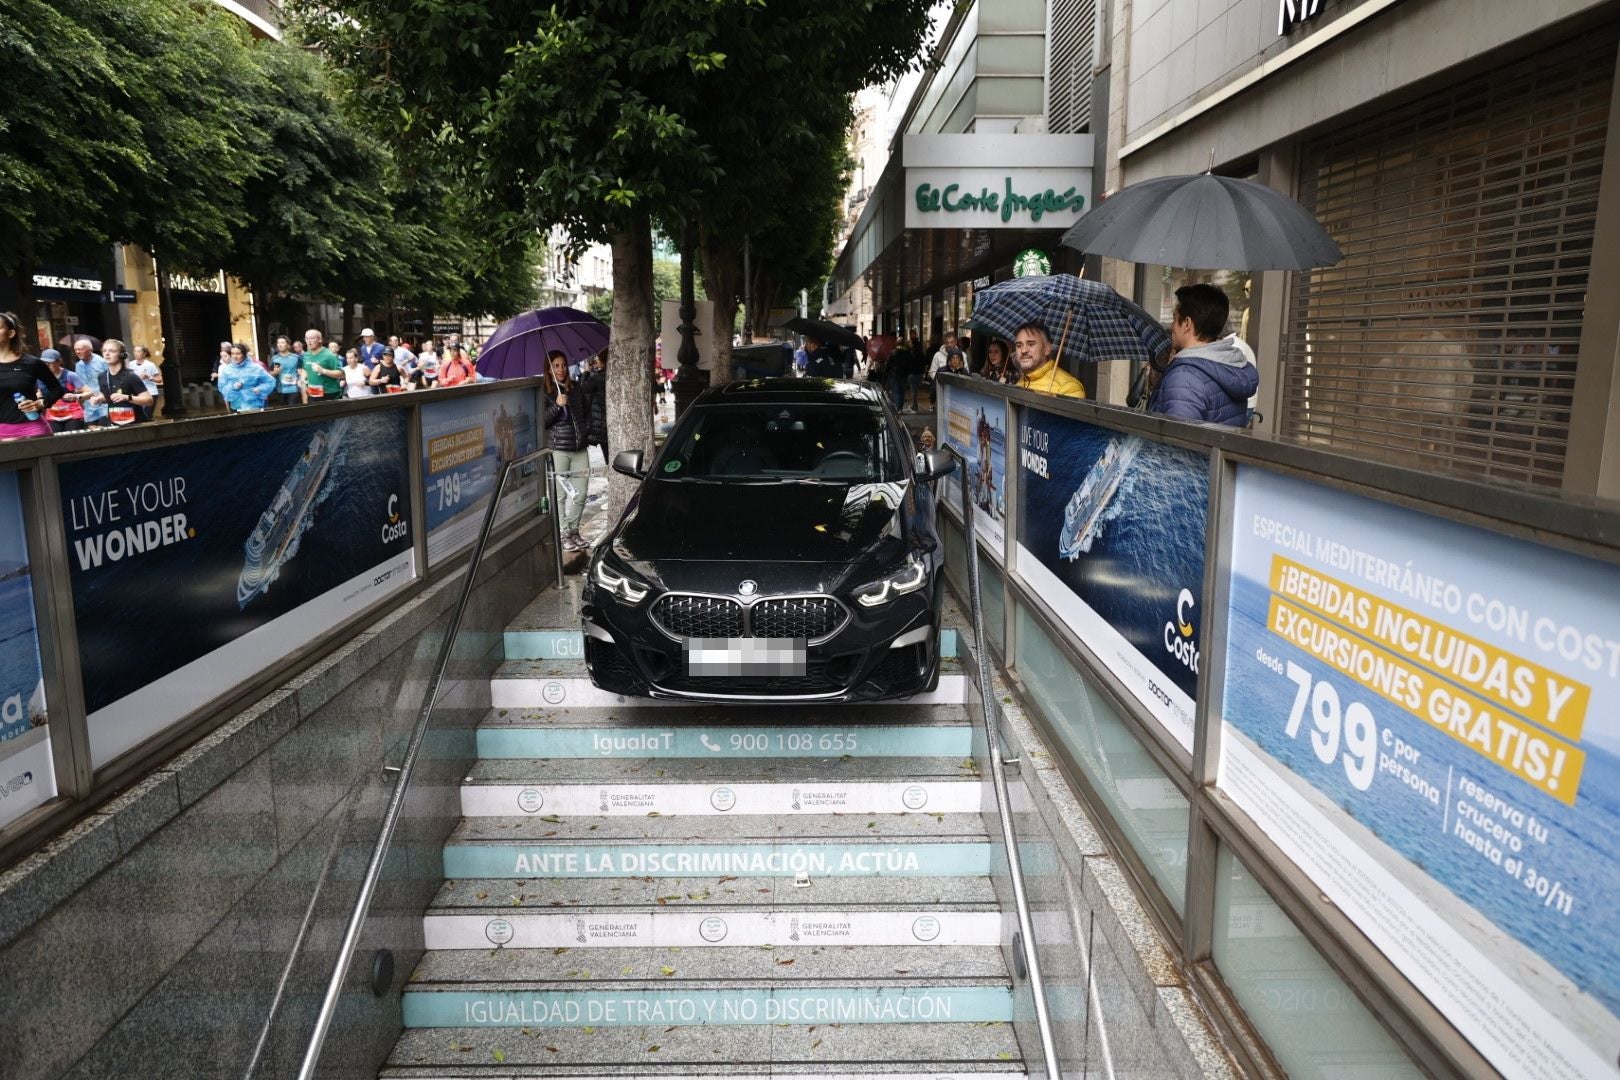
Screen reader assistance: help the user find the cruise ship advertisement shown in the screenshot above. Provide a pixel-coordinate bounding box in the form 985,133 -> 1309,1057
1219,465 -> 1620,1080
936,382 -> 1006,552
0,470 -> 54,830
58,411 -> 416,768
1015,407 -> 1207,751
421,389 -> 539,566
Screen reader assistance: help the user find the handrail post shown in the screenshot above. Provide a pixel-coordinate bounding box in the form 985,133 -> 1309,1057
294,444 -> 554,1080
541,453 -> 565,587
944,444 -> 1065,1079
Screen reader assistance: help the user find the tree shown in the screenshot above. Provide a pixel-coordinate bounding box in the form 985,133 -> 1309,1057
297,0 -> 933,513
1,0 -> 262,319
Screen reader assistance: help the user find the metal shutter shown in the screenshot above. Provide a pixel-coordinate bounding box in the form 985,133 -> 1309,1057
1048,0 -> 1098,134
1281,35 -> 1614,486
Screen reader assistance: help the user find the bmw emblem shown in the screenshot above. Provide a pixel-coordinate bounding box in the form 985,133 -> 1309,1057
738,580 -> 758,596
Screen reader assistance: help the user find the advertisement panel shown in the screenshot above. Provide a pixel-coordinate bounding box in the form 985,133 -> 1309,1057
936,381 -> 1007,552
1219,465 -> 1620,1079
60,411 -> 417,767
0,470 -> 54,829
1015,408 -> 1207,751
421,388 -> 540,565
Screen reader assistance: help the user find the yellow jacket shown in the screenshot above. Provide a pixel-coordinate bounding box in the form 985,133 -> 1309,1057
1018,358 -> 1087,399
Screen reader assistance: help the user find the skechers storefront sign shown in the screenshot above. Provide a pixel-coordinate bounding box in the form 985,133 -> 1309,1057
902,134 -> 1094,231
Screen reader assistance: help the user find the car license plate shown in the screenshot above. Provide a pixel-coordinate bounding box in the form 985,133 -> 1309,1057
685,637 -> 807,676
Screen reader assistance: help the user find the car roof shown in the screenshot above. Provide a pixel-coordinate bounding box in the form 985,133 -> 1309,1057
700,378 -> 888,407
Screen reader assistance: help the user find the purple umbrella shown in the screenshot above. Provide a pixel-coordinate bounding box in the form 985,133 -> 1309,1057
474,307 -> 610,379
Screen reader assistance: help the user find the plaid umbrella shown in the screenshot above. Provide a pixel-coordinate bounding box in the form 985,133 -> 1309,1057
966,275 -> 1169,366
474,307 -> 609,379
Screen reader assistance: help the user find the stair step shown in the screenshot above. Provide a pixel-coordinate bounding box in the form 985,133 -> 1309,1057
384,1024 -> 1022,1075
465,756 -> 976,783
503,628 -> 963,662
403,985 -> 1014,1031
490,673 -> 968,710
461,772 -> 980,818
431,876 -> 999,911
476,714 -> 977,760
410,944 -> 1009,985
423,907 -> 1002,949
448,812 -> 986,843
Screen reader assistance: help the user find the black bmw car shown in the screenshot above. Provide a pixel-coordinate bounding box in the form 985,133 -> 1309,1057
582,378 -> 955,702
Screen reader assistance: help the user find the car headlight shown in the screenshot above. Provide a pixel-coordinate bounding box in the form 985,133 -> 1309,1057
854,554 -> 928,607
592,555 -> 651,604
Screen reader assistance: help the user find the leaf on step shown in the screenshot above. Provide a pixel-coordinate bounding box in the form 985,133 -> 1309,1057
647,811 -> 661,817
997,1051 -> 1015,1060
541,814 -> 562,823
660,966 -> 677,976
718,876 -> 737,884
553,947 -> 569,955
646,1045 -> 661,1053
544,831 -> 558,837
491,1048 -> 506,1064
811,1039 -> 822,1048
589,824 -> 600,831
894,968 -> 910,974
866,821 -> 876,829
655,769 -> 666,777
511,896 -> 523,906
776,958 -> 795,966
621,966 -> 633,975
661,894 -> 683,902
668,946 -> 681,952
545,1045 -> 560,1053
475,890 -> 489,900
581,1026 -> 595,1034
656,897 -> 668,905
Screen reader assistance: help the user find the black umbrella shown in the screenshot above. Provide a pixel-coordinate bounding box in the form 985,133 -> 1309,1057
784,318 -> 863,351
1060,174 -> 1342,270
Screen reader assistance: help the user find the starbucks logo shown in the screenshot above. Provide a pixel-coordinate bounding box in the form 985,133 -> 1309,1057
517,788 -> 544,813
902,785 -> 928,810
699,917 -> 728,943
485,918 -> 515,946
911,916 -> 941,942
710,787 -> 737,812
541,681 -> 566,705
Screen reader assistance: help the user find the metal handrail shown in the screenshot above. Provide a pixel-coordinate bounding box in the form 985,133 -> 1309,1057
943,445 -> 1064,1078
293,444 -> 556,1080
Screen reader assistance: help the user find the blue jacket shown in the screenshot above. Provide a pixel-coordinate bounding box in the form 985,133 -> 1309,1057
1149,336 -> 1258,427
219,358 -> 277,412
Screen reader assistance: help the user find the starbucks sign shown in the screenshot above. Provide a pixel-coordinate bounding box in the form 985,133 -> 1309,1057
903,134 -> 1094,232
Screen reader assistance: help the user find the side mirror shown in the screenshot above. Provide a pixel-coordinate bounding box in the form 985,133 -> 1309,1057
913,448 -> 956,481
613,450 -> 647,479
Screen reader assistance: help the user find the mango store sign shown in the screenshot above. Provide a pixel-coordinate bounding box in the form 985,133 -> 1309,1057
903,134 -> 1094,231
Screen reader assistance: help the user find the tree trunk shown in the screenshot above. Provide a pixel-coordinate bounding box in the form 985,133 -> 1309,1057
698,223 -> 740,383
12,243 -> 38,351
251,283 -> 273,363
605,214 -> 655,520
155,254 -> 186,416
341,299 -> 357,348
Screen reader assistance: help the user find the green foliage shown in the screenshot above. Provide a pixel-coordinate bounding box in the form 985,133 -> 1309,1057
587,291 -> 615,323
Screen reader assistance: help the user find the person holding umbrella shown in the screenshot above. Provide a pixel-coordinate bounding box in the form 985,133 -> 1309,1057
803,333 -> 840,379
1148,284 -> 1257,427
1012,322 -> 1086,400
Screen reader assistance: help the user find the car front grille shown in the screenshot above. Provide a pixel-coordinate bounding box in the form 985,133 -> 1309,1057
649,592 -> 849,643
651,594 -> 745,639
750,596 -> 847,641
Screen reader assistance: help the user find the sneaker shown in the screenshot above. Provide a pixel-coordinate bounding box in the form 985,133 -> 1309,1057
562,530 -> 585,552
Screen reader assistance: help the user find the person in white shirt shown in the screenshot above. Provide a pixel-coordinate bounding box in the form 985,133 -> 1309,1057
130,345 -> 163,416
929,331 -> 962,380
342,348 -> 374,397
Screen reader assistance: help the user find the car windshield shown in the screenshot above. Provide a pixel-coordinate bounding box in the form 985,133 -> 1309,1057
660,402 -> 901,482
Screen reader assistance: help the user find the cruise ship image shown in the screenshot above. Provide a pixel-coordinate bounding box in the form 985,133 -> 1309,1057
1059,435 -> 1142,560
237,422 -> 348,608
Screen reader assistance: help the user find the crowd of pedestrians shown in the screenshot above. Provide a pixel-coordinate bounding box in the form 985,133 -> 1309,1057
0,313 -> 496,441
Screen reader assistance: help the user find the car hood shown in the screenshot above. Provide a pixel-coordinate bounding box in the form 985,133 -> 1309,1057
617,478 -> 909,565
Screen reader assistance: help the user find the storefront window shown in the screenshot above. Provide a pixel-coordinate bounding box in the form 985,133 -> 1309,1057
1139,267 -> 1254,342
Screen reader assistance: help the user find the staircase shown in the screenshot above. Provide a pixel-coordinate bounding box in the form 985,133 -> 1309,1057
381,589 -> 1028,1078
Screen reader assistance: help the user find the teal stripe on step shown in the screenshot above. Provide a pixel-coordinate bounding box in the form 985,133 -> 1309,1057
504,629 -> 961,661
442,842 -> 994,879
477,724 -> 974,759
403,985 -> 1014,1028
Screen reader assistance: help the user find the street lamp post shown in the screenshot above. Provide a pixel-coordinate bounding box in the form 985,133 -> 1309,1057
673,220 -> 708,416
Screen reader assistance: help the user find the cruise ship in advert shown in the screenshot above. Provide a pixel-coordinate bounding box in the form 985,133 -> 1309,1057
237,423 -> 347,609
1059,435 -> 1141,560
